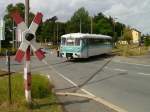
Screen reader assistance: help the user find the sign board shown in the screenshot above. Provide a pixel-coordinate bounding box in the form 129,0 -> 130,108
0,20 -> 5,40
11,11 -> 45,62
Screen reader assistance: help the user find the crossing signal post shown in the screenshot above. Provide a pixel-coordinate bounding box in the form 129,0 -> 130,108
11,11 -> 45,103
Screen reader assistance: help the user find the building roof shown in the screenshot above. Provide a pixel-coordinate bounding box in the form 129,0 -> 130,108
61,33 -> 112,39
131,28 -> 141,33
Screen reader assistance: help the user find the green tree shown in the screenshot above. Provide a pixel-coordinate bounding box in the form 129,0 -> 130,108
143,34 -> 150,46
95,18 -> 113,35
123,27 -> 132,44
66,7 -> 90,33
37,16 -> 59,44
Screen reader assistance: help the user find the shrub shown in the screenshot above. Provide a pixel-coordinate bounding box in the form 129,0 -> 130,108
0,48 -> 17,56
31,75 -> 51,99
144,37 -> 150,46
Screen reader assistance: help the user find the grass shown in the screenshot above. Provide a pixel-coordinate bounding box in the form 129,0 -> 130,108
113,44 -> 149,57
0,71 -> 63,112
0,48 -> 17,56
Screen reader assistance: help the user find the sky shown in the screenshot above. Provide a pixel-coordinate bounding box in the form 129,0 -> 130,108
0,0 -> 150,34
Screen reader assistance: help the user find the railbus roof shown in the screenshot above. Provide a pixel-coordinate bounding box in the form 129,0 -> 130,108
61,33 -> 112,39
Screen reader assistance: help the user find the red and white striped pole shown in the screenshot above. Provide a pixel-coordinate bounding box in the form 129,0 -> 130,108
24,0 -> 31,103
24,46 -> 32,102
11,1 -> 44,103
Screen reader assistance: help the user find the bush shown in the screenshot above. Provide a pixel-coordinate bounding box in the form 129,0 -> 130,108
48,45 -> 59,49
31,75 -> 51,99
114,44 -> 148,56
144,37 -> 150,46
0,48 -> 17,56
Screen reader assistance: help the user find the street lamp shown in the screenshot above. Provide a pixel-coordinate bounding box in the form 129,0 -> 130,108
56,22 -> 59,45
6,25 -> 16,48
12,20 -> 17,48
113,17 -> 118,46
113,17 -> 117,35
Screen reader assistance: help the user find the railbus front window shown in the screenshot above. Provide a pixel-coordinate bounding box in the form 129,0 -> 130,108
61,38 -> 66,45
66,38 -> 75,46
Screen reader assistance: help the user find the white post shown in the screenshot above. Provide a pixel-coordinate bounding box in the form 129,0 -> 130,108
24,48 -> 31,103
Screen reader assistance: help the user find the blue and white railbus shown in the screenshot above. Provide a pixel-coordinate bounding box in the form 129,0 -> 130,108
60,33 -> 112,59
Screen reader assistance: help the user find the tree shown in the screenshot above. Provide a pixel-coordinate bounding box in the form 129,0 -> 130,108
66,7 -> 90,33
37,16 -> 58,44
123,27 -> 132,44
93,13 -> 113,36
143,34 -> 150,46
95,18 -> 113,35
37,20 -> 52,42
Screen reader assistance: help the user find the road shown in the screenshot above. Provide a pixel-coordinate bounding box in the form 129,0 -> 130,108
0,53 -> 150,112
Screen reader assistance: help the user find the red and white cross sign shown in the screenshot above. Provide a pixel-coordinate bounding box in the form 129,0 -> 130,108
11,11 -> 45,63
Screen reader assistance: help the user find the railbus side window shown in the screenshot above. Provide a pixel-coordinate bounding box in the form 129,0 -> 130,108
75,38 -> 80,46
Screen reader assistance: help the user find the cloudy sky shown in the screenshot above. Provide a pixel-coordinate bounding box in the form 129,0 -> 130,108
0,0 -> 150,34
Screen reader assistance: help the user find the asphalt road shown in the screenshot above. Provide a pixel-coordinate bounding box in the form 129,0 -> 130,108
0,53 -> 150,112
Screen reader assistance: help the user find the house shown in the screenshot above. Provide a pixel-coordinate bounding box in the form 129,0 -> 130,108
131,28 -> 141,44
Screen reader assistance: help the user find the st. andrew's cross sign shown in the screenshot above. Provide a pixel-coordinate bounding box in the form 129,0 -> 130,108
11,11 -> 45,102
11,11 -> 45,63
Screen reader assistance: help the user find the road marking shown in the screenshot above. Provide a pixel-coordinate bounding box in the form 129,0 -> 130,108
113,60 -> 150,67
105,67 -> 127,72
114,68 -> 127,72
105,66 -> 150,77
43,60 -> 127,112
138,72 -> 150,76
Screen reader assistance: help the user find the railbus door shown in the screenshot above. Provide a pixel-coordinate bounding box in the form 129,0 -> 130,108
82,38 -> 89,58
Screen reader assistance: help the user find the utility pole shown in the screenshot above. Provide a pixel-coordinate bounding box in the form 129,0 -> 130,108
113,18 -> 117,47
25,0 -> 32,103
80,19 -> 82,33
90,16 -> 93,34
25,0 -> 29,27
56,23 -> 59,44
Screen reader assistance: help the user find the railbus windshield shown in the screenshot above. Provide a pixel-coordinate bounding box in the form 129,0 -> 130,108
61,38 -> 80,46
